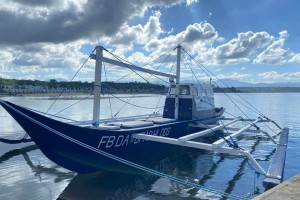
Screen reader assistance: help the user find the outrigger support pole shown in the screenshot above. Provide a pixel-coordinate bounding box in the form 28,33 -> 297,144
132,133 -> 266,175
92,46 -> 103,126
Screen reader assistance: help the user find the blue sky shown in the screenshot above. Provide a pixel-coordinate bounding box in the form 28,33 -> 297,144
0,0 -> 299,84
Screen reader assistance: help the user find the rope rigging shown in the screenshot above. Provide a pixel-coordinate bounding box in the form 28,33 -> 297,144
181,47 -> 280,134
42,44 -> 280,138
104,49 -> 170,85
103,63 -> 114,118
101,83 -> 167,110
101,48 -> 176,117
45,47 -> 96,114
182,48 -> 278,124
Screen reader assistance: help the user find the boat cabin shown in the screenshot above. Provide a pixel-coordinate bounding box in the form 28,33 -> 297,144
163,83 -> 215,120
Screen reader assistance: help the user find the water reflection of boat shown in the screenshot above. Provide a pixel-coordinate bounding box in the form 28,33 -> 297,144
0,144 -> 37,163
58,148 -> 216,200
0,144 -> 75,182
0,140 -> 32,156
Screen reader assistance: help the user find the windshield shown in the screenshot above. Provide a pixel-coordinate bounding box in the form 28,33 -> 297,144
179,85 -> 190,95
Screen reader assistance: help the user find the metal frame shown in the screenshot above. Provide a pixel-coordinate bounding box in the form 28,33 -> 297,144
90,45 -> 179,126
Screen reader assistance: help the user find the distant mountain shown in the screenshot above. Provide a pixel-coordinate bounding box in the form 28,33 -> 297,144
46,78 -> 68,82
214,79 -> 300,88
214,79 -> 252,87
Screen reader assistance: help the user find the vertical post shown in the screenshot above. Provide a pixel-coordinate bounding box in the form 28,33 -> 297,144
175,45 -> 181,120
176,45 -> 181,84
93,46 -> 103,126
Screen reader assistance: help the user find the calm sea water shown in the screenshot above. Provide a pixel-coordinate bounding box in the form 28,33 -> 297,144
0,93 -> 299,200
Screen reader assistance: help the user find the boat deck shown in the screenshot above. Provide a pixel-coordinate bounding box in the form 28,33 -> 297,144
96,117 -> 177,130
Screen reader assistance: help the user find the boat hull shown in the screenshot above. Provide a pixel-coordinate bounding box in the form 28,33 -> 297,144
0,100 -> 222,173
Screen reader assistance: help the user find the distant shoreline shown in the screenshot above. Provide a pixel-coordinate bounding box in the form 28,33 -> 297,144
0,92 -> 163,98
2,90 -> 300,99
0,92 -> 90,98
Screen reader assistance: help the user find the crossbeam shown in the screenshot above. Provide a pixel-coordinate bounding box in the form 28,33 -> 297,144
102,57 -> 176,79
212,118 -> 262,148
132,133 -> 266,174
224,127 -> 261,133
222,117 -> 270,123
178,117 -> 242,142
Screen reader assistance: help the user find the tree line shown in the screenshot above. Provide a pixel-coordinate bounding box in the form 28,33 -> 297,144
0,78 -> 166,93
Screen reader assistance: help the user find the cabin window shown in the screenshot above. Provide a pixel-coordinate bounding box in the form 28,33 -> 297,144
202,88 -> 207,97
169,86 -> 177,95
179,85 -> 190,95
192,87 -> 198,96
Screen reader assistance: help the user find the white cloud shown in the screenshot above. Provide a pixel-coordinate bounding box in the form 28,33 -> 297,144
279,30 -> 288,39
1,1 -> 300,84
0,0 -> 182,45
216,72 -> 252,80
47,73 -> 69,80
197,31 -> 274,65
0,50 -> 13,70
186,0 -> 199,6
17,74 -> 40,80
107,11 -> 163,48
258,71 -> 300,81
289,53 -> 300,63
0,73 -> 10,79
254,36 -> 292,65
145,22 -> 218,56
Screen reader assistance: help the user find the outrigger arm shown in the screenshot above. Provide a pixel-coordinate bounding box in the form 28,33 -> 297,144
132,116 -> 288,175
132,132 -> 266,175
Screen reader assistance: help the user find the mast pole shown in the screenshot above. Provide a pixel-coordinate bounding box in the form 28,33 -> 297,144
176,45 -> 181,84
175,45 -> 181,120
93,46 -> 103,126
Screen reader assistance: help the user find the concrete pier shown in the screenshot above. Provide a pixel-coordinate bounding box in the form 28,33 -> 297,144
254,174 -> 300,200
